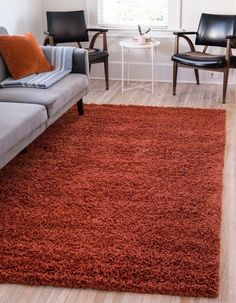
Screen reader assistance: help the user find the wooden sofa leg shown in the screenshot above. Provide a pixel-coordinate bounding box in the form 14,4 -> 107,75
194,69 -> 200,85
20,148 -> 27,154
77,99 -> 84,116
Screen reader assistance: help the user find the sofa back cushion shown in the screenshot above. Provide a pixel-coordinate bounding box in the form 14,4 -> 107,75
0,27 -> 9,81
0,57 -> 9,82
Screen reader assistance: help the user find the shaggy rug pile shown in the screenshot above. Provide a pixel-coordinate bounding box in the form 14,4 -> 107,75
0,104 -> 225,297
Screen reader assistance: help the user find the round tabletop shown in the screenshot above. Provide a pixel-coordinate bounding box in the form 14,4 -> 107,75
119,40 -> 160,49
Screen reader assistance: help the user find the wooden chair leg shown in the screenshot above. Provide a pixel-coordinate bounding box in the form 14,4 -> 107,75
223,68 -> 229,104
89,63 -> 92,73
43,37 -> 49,46
194,69 -> 200,85
77,99 -> 84,116
173,62 -> 178,95
104,57 -> 109,90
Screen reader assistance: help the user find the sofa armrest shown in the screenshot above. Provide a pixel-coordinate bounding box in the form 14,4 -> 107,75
72,48 -> 89,77
40,46 -> 89,77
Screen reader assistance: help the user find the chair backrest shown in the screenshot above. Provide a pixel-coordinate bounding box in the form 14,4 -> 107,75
46,10 -> 89,44
196,13 -> 236,48
0,27 -> 9,81
195,13 -> 236,48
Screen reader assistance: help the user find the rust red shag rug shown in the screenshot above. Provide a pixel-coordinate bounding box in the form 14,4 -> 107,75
0,104 -> 225,297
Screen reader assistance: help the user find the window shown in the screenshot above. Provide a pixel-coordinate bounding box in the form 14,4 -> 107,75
96,0 -> 181,30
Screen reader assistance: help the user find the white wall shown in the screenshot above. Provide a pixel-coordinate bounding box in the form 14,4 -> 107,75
42,0 -> 85,11
0,0 -> 44,42
83,0 -> 236,84
182,0 -> 236,30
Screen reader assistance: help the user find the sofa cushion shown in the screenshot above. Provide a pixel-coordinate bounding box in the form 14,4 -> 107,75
0,102 -> 47,158
0,74 -> 88,117
0,32 -> 53,80
0,27 -> 9,81
0,56 -> 9,81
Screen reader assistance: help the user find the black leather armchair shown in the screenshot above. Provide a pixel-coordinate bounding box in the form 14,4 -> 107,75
44,11 -> 109,90
171,13 -> 236,103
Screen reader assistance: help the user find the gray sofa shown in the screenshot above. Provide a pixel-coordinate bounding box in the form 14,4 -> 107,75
0,27 -> 89,169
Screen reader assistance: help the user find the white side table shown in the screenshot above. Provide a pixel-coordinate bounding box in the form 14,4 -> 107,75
119,40 -> 160,94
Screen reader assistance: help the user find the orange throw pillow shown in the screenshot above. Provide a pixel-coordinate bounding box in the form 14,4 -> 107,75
0,32 -> 53,80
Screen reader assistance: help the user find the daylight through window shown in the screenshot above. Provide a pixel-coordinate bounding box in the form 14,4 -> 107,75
98,0 -> 168,29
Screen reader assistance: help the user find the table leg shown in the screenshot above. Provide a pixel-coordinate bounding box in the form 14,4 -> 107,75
151,46 -> 154,94
127,48 -> 130,85
121,46 -> 124,93
154,47 -> 157,87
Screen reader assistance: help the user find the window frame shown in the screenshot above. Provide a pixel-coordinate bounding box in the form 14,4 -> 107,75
85,0 -> 182,32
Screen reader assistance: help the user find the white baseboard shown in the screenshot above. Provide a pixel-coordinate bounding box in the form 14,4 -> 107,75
90,61 -> 236,85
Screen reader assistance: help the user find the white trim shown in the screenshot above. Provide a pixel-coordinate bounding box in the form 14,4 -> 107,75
91,75 -> 236,85
88,29 -> 177,39
90,61 -> 236,85
167,0 -> 182,30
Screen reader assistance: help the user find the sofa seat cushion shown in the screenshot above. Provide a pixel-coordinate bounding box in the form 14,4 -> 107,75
0,74 -> 88,117
0,102 -> 47,158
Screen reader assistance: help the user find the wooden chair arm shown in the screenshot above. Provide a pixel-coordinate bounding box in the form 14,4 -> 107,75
87,28 -> 108,33
226,35 -> 236,48
173,31 -> 198,36
43,31 -> 55,46
174,34 -> 196,54
89,31 -> 108,51
226,35 -> 236,39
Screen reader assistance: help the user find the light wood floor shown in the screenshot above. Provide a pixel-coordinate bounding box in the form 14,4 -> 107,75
1,80 -> 236,303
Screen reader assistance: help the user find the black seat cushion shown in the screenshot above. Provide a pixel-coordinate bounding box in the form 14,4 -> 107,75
87,48 -> 109,62
172,51 -> 226,68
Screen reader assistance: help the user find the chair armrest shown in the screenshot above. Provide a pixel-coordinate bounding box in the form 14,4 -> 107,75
87,28 -> 108,33
40,46 -> 89,77
89,30 -> 108,51
226,35 -> 236,48
226,35 -> 236,39
173,31 -> 198,36
173,31 -> 197,53
173,33 -> 196,54
43,31 -> 55,46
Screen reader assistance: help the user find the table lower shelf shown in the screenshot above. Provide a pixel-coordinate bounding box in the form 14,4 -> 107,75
122,81 -> 155,93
